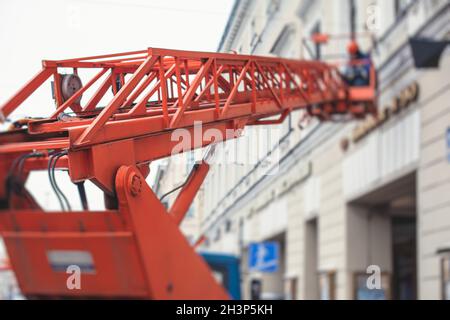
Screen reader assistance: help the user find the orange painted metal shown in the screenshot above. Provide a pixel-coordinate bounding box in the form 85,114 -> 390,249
0,47 -> 376,299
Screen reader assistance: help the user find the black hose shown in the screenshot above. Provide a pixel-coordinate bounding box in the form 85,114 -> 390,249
159,183 -> 185,202
6,152 -> 43,199
53,151 -> 71,211
76,181 -> 88,210
6,150 -> 73,211
48,151 -> 72,211
159,163 -> 199,202
48,153 -> 66,211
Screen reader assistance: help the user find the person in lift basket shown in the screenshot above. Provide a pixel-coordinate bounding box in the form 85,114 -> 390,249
343,40 -> 372,87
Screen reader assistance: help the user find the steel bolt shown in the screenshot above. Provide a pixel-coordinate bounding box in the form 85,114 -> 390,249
130,173 -> 142,197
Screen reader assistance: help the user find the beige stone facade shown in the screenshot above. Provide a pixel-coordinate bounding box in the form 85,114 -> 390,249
193,0 -> 450,300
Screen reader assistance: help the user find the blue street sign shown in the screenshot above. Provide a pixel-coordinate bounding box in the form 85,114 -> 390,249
248,242 -> 279,273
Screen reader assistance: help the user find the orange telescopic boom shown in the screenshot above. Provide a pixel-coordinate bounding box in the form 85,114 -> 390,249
0,47 -> 376,299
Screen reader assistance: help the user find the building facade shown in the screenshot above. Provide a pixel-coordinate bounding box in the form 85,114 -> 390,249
152,151 -> 203,245
194,0 -> 450,300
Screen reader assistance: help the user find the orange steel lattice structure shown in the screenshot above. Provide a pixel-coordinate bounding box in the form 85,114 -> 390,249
0,48 -> 376,299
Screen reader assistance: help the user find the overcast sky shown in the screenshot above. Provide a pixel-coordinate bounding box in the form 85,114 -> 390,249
0,0 -> 233,115
0,0 -> 234,241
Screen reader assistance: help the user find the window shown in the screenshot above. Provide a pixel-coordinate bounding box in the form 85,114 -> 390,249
310,22 -> 321,60
214,228 -> 221,242
395,0 -> 413,18
250,18 -> 259,48
319,271 -> 336,300
270,24 -> 295,56
285,277 -> 298,300
282,113 -> 292,138
266,0 -> 281,18
353,272 -> 391,300
225,219 -> 232,233
186,205 -> 194,218
186,151 -> 195,174
297,0 -> 314,20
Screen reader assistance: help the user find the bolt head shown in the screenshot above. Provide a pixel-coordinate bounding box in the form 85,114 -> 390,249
130,173 -> 142,196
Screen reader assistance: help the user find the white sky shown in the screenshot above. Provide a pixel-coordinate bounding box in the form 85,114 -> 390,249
0,0 -> 233,113
0,0 -> 234,220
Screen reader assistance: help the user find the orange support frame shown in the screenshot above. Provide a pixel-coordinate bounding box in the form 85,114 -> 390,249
0,165 -> 227,299
0,47 -> 376,299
